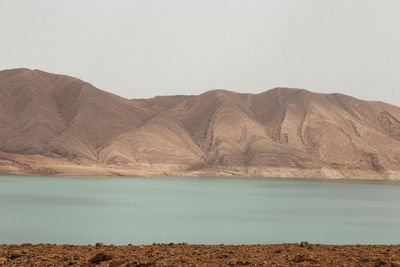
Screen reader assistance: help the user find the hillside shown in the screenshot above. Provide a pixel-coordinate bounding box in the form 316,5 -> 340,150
1,68 -> 400,179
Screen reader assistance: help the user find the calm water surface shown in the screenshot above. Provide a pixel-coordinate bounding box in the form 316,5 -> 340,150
0,175 -> 400,245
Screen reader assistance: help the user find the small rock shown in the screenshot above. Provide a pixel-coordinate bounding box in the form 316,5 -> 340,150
89,252 -> 112,263
109,260 -> 125,267
372,257 -> 389,266
300,241 -> 309,248
361,257 -> 371,262
292,254 -> 306,263
228,258 -> 238,266
8,249 -> 23,259
126,260 -> 153,267
391,261 -> 400,267
95,242 -> 104,247
0,257 -> 7,264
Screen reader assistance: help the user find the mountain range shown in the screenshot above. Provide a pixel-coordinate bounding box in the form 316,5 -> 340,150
1,68 -> 400,179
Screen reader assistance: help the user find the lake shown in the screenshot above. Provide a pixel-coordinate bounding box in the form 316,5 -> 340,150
0,175 -> 399,245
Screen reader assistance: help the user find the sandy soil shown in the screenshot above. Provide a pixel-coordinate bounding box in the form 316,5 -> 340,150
0,243 -> 400,266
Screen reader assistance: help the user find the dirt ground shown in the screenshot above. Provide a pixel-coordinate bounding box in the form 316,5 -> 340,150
1,243 -> 400,266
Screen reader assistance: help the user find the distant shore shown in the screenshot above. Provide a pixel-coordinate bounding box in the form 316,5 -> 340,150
2,151 -> 400,181
1,243 -> 400,266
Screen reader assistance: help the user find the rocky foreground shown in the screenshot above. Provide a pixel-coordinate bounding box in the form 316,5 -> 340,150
1,243 -> 400,266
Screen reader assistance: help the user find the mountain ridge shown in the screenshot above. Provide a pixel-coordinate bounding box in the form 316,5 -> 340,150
1,68 -> 400,179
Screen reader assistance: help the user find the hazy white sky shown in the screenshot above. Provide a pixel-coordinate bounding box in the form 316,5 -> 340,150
1,0 -> 399,104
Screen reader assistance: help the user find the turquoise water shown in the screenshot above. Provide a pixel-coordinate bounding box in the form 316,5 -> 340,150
0,175 -> 399,245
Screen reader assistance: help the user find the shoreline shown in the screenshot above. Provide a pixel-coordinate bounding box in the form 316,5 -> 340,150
2,151 -> 400,181
4,170 -> 400,181
2,172 -> 400,187
1,243 -> 400,266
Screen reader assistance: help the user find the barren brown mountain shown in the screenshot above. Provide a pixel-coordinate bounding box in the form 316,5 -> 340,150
1,68 -> 400,179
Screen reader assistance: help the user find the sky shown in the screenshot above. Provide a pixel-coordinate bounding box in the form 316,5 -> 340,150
1,0 -> 399,105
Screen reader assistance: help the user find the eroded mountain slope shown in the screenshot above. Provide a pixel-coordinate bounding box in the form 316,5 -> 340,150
1,68 -> 400,179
